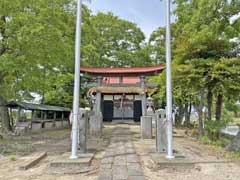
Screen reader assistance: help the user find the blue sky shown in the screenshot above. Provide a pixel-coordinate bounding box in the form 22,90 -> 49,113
84,0 -> 175,39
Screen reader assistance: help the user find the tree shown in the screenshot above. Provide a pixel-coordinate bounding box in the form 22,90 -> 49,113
149,24 -> 177,65
87,12 -> 151,67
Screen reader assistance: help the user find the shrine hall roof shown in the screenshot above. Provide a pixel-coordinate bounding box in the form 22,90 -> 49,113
80,65 -> 165,76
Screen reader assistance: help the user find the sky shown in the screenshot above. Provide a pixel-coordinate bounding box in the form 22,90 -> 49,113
84,0 -> 175,39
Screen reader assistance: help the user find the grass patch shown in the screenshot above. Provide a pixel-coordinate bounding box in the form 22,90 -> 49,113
224,151 -> 240,159
9,155 -> 17,161
201,134 -> 240,160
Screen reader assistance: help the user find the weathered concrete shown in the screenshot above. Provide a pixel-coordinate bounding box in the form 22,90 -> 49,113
55,121 -> 62,128
19,152 -> 47,170
31,122 -> 42,131
62,120 -> 69,127
151,153 -> 194,168
45,122 -> 53,129
141,116 -> 152,139
50,153 -> 94,168
78,109 -> 87,153
155,109 -> 167,153
147,105 -> 156,126
90,111 -> 103,137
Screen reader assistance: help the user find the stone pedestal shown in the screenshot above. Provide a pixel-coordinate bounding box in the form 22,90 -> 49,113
89,111 -> 103,137
147,106 -> 156,126
156,109 -> 167,153
141,116 -> 152,139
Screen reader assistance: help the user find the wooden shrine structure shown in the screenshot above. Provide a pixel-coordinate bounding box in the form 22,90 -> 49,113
81,65 -> 165,122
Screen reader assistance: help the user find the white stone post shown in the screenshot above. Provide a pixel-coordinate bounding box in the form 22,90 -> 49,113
156,109 -> 167,153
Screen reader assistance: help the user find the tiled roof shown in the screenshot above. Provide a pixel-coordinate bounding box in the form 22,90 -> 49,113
80,65 -> 165,75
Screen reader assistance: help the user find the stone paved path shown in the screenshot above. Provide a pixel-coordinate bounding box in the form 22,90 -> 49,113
98,125 -> 145,180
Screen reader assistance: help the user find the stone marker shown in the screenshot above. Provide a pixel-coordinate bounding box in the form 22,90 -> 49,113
90,111 -> 103,137
155,109 -> 167,153
141,116 -> 152,139
79,108 -> 87,153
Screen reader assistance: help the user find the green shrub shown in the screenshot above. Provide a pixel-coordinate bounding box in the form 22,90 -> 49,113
9,155 -> 17,161
204,120 -> 224,141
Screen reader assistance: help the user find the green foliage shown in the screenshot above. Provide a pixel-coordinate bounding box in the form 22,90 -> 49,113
0,1 -> 153,107
204,120 -> 225,141
225,102 -> 240,115
86,12 -> 152,67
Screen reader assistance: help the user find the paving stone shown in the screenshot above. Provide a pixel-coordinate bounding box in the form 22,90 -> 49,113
126,155 -> 139,163
127,163 -> 142,169
129,176 -> 145,180
98,175 -> 112,180
112,165 -> 128,180
126,149 -> 136,154
99,169 -> 112,180
98,126 -> 145,180
100,163 -> 112,169
101,157 -> 114,164
114,156 -> 127,165
128,168 -> 144,176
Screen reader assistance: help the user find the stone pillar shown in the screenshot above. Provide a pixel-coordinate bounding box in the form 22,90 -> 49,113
141,116 -> 152,139
90,111 -> 103,137
140,76 -> 147,116
155,109 -> 167,153
78,108 -> 87,153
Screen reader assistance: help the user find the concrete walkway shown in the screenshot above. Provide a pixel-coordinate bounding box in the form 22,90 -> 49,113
98,125 -> 145,180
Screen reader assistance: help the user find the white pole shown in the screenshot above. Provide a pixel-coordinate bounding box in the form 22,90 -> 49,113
70,0 -> 82,159
165,0 -> 174,159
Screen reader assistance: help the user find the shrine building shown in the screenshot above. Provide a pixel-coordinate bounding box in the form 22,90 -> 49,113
80,65 -> 165,122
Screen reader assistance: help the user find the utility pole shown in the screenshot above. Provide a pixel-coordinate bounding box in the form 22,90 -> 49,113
165,0 -> 174,159
70,0 -> 82,159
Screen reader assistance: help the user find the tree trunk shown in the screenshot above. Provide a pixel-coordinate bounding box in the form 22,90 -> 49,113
0,97 -> 11,132
216,94 -> 223,121
188,102 -> 192,123
207,90 -> 213,121
197,91 -> 204,138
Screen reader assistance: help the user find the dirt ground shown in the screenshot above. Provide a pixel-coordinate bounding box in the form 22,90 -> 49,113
0,124 -> 240,180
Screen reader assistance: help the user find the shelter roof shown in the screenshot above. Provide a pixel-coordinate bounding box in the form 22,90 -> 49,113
6,101 -> 71,112
81,65 -> 165,76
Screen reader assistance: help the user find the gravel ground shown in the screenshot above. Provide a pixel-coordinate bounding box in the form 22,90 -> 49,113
0,124 -> 240,180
